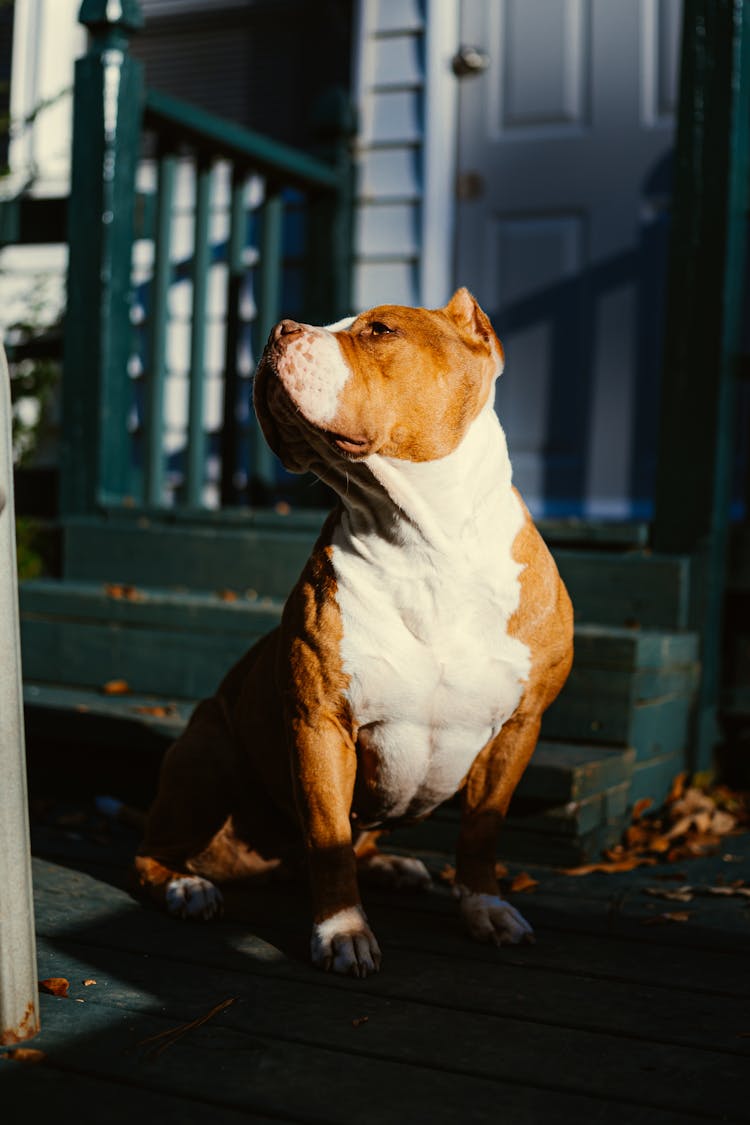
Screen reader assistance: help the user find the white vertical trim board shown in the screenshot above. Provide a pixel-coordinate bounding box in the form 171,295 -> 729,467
420,0 -> 459,308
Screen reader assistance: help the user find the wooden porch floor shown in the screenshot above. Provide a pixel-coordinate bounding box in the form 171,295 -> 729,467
3,804 -> 750,1123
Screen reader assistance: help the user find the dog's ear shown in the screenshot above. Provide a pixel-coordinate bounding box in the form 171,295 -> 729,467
444,288 -> 494,345
444,288 -> 504,374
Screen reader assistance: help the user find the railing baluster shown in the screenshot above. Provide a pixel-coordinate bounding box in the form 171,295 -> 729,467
220,167 -> 246,506
251,188 -> 284,493
185,157 -> 212,507
144,150 -> 176,507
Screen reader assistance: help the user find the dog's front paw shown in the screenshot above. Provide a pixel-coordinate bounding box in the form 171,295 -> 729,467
455,886 -> 535,946
310,906 -> 382,977
165,875 -> 224,921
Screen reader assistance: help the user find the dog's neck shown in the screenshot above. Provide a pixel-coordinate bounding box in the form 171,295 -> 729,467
333,403 -> 516,558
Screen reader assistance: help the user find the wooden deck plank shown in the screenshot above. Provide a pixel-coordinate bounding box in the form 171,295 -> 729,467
29,851 -> 750,1013
15,938 -> 746,1125
29,823 -> 750,967
28,853 -> 750,1046
9,824 -> 748,1123
5,990 -> 714,1125
34,926 -> 750,1074
1,1065 -> 282,1124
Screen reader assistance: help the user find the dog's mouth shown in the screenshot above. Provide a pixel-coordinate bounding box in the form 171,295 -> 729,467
324,431 -> 371,458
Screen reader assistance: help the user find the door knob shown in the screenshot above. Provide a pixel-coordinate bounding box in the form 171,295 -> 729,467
452,46 -> 490,78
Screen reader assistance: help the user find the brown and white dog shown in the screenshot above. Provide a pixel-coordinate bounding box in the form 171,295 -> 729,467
134,288 -> 573,976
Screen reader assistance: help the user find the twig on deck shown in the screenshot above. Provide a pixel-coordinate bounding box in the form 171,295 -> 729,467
137,997 -> 238,1059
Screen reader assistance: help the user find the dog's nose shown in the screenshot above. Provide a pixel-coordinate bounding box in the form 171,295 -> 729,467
273,319 -> 304,342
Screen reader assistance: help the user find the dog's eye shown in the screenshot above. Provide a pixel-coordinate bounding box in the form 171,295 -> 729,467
369,321 -> 394,336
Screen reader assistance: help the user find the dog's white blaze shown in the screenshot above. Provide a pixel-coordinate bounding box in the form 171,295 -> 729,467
331,402 -> 532,822
273,323 -> 353,426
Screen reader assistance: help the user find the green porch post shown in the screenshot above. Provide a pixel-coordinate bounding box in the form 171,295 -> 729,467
60,0 -> 145,516
653,0 -> 750,769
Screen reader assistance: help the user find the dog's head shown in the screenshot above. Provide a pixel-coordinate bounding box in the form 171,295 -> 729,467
253,288 -> 503,476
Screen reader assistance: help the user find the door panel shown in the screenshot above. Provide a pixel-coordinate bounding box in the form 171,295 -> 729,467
456,0 -> 681,517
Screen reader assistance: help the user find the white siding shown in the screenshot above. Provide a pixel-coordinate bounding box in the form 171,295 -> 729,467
352,0 -> 426,309
352,0 -> 459,313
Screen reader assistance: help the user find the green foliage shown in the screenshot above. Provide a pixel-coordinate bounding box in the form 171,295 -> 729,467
15,516 -> 46,580
7,277 -> 62,465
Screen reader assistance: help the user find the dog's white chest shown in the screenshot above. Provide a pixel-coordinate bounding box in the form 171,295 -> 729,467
330,437 -> 531,822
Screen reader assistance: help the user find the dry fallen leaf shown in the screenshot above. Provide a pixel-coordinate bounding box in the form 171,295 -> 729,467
3,1048 -> 46,1064
631,798 -> 653,821
562,856 -> 656,876
104,583 -> 143,601
102,679 -> 131,696
217,588 -> 238,602
83,979 -> 97,987
494,861 -> 509,879
133,704 -> 178,719
642,911 -> 691,926
695,884 -> 750,899
711,810 -> 737,835
438,864 -> 456,885
671,787 -> 715,819
665,772 -> 689,805
644,886 -> 694,903
509,871 -> 539,893
39,977 -> 70,997
351,1016 -> 369,1028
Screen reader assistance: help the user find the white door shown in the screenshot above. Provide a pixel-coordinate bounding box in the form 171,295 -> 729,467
455,0 -> 682,518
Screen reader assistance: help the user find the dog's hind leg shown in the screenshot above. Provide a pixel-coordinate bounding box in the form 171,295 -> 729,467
133,698 -> 236,921
353,829 -> 432,891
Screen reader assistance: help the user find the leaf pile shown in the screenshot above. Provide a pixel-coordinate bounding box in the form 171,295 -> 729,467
563,773 -> 750,876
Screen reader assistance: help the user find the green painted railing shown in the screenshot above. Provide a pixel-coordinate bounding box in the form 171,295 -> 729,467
653,0 -> 750,769
60,0 -> 354,517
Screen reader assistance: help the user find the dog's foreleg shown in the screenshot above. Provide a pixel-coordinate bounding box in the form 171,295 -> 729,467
455,712 -> 542,946
290,718 -> 382,977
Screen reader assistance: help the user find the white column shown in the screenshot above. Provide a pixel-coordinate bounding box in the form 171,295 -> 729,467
0,344 -> 39,1046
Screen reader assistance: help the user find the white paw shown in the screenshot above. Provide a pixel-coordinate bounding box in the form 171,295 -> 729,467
165,875 -> 223,921
455,886 -> 535,946
358,853 -> 432,891
310,905 -> 382,977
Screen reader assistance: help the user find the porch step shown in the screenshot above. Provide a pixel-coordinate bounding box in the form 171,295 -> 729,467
61,515 -> 693,627
20,580 -> 284,701
22,679 -> 635,802
389,782 -> 631,867
22,679 -> 635,866
545,623 -> 699,760
19,581 -> 701,755
20,570 -> 698,867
